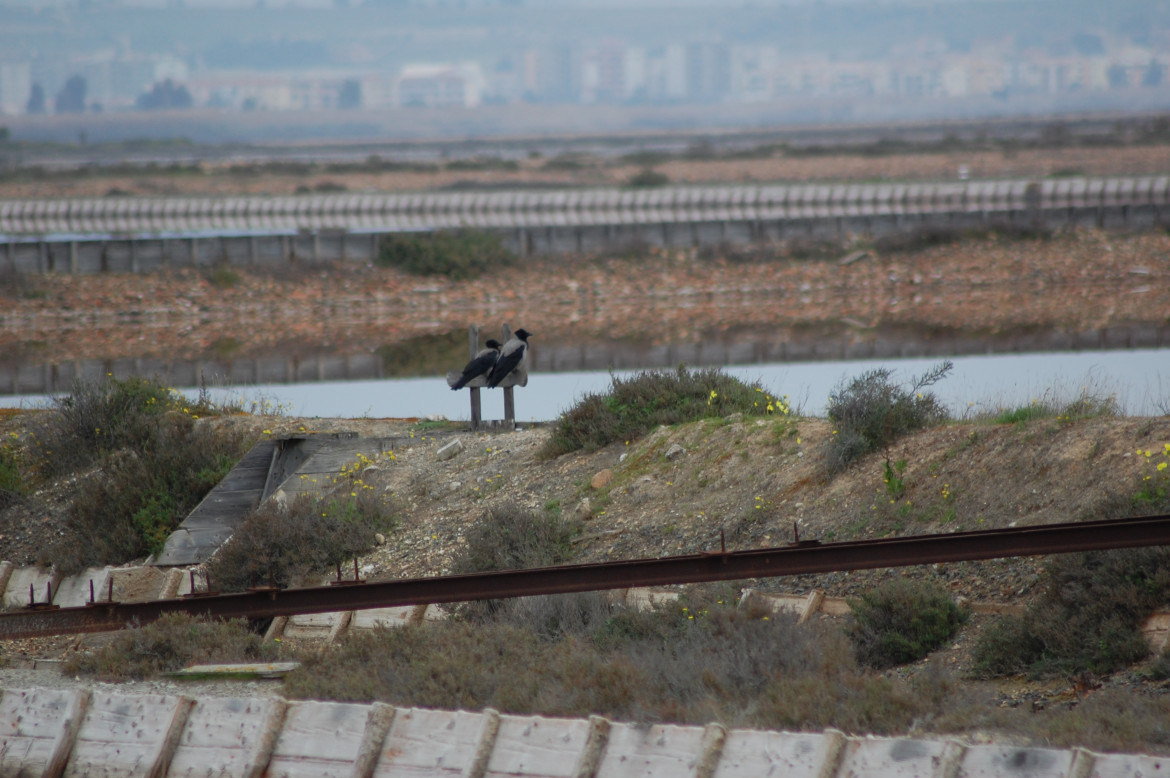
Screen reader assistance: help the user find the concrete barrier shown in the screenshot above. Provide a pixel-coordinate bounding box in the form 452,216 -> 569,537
1,687 -> 1163,778
4,177 -> 1170,273
64,691 -> 192,778
167,696 -> 287,778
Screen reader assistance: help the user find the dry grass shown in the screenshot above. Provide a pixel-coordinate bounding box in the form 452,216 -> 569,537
283,587 -> 949,732
206,486 -> 401,592
62,612 -> 288,681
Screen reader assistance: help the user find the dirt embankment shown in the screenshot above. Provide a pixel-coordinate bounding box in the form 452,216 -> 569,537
2,230 -> 1169,368
5,144 -> 1170,199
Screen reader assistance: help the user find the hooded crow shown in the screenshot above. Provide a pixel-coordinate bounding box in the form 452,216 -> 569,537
486,328 -> 531,388
450,339 -> 502,390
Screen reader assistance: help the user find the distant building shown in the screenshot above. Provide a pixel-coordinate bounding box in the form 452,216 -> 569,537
522,46 -> 577,102
396,64 -> 484,108
0,61 -> 31,115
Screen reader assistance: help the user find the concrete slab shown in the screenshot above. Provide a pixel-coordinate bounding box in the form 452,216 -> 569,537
959,744 -> 1074,778
2,566 -> 58,610
484,713 -> 594,778
597,722 -> 709,777
167,697 -> 286,778
53,567 -> 110,608
284,612 -> 346,640
714,729 -> 843,778
374,708 -> 495,778
837,736 -> 953,778
265,700 -> 374,778
1090,752 -> 1170,777
0,688 -> 89,777
63,691 -> 190,778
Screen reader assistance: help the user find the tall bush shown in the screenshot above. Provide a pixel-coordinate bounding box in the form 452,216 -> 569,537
376,230 -> 515,280
825,361 -> 952,472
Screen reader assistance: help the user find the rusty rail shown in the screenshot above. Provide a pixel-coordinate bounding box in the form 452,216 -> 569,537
3,514 -> 1170,640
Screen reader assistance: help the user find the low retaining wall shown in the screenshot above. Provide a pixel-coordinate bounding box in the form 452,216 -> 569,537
0,204 -> 1163,275
2,177 -> 1169,273
0,687 -> 1164,778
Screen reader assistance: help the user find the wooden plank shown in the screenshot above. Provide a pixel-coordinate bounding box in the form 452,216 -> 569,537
596,722 -> 711,778
234,440 -> 280,469
265,701 -> 374,778
167,697 -> 287,778
373,708 -> 495,778
63,692 -> 193,778
182,491 -> 264,520
213,466 -> 272,492
167,663 -> 300,680
483,714 -> 593,778
0,688 -> 90,778
713,729 -> 844,778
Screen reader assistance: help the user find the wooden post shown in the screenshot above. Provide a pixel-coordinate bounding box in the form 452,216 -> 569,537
468,325 -> 482,430
500,323 -> 515,427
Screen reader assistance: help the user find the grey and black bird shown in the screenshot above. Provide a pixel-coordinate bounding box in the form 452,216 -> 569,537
450,339 -> 502,390
486,329 -> 532,388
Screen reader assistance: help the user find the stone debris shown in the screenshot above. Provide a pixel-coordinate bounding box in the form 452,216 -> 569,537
435,439 -> 463,461
591,469 -> 613,489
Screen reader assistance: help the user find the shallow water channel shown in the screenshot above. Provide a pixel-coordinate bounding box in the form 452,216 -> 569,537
179,347 -> 1169,422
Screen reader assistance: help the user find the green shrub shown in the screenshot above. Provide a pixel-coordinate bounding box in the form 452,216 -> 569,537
541,367 -> 787,457
32,376 -> 249,574
35,376 -> 179,476
448,502 -> 581,621
848,579 -> 968,669
627,168 -> 669,187
206,486 -> 400,593
62,612 -> 285,681
825,361 -> 952,472
49,418 -> 247,573
453,502 -> 579,575
0,436 -> 28,510
971,547 -> 1170,679
376,230 -> 515,280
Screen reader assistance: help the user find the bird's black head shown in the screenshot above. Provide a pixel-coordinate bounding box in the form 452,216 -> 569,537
514,329 -> 532,341
485,339 -> 502,349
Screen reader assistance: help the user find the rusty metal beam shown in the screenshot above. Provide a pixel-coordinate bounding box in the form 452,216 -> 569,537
3,514 -> 1170,640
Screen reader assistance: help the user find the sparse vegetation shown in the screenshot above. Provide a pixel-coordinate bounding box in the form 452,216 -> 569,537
29,376 -> 250,574
848,579 -> 968,669
283,588 -> 946,733
540,367 -> 788,458
447,502 -> 582,621
62,612 -> 286,681
990,388 -> 1120,427
626,167 -> 669,187
1133,442 -> 1170,513
0,436 -> 27,510
376,229 -> 516,280
971,547 -> 1170,679
825,361 -> 952,473
206,477 -> 400,593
